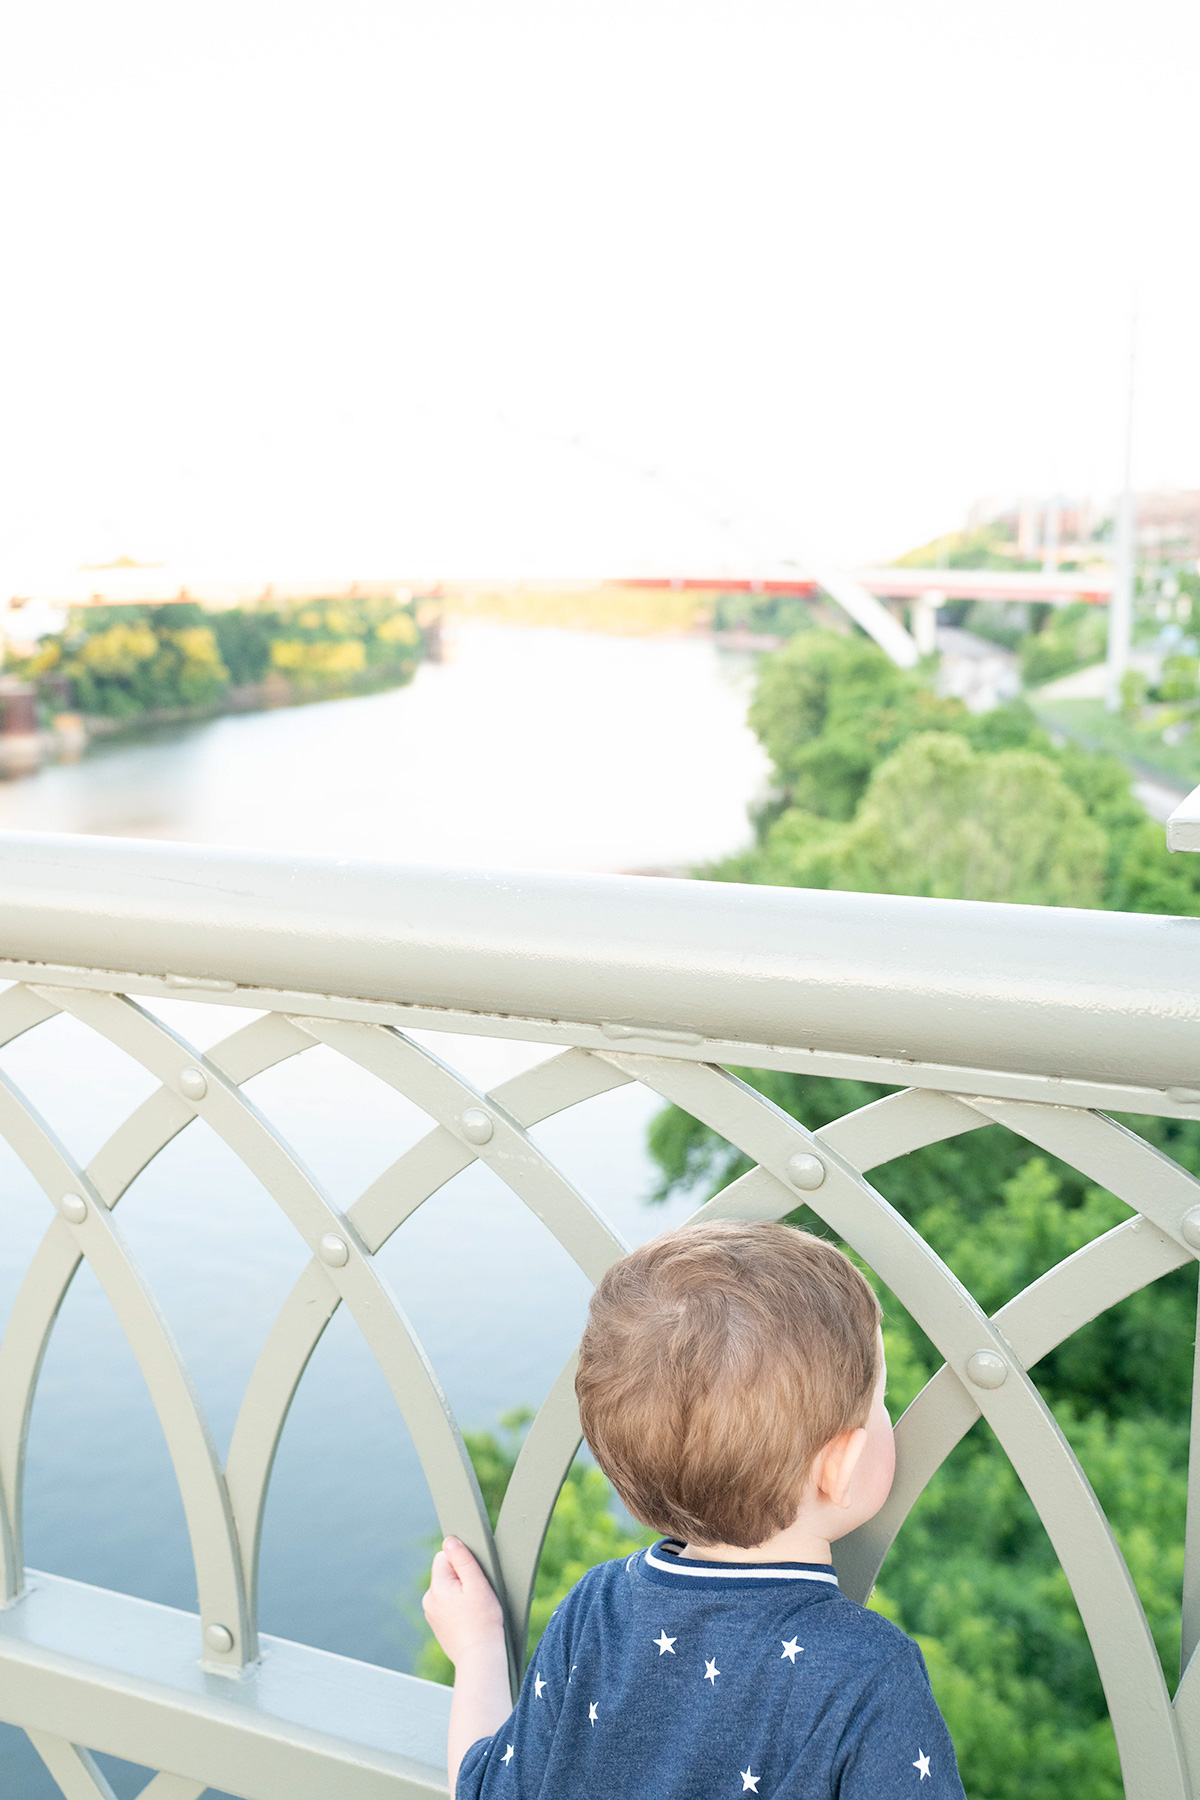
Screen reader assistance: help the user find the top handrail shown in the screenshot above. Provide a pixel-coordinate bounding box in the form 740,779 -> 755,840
1,830 -> 1199,1096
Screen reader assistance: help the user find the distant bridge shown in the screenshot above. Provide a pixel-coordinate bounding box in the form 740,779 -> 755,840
2,564 -> 1113,669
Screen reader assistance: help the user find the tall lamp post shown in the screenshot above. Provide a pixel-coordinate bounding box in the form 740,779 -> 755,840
1105,310 -> 1138,712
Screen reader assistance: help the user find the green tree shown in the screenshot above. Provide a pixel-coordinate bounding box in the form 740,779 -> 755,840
7,593 -> 424,721
758,732 -> 1108,907
211,606 -> 282,684
748,632 -> 970,821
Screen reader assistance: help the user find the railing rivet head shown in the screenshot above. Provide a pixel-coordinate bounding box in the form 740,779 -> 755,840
785,1151 -> 826,1191
58,1193 -> 87,1224
1182,1208 -> 1200,1251
460,1107 -> 494,1146
319,1233 -> 350,1267
179,1067 -> 208,1101
204,1623 -> 234,1654
966,1350 -> 1008,1389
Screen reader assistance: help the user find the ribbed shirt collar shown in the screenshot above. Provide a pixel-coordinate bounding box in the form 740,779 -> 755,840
640,1538 -> 840,1590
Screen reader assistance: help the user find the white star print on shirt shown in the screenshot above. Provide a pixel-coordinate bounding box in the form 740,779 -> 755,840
653,1630 -> 677,1655
704,1657 -> 721,1684
741,1770 -> 761,1793
780,1637 -> 803,1663
588,1701 -> 599,1725
501,1745 -> 514,1766
913,1749 -> 931,1780
533,1673 -> 545,1698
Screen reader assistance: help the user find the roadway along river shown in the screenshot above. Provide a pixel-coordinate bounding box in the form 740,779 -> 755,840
0,624 -> 769,1779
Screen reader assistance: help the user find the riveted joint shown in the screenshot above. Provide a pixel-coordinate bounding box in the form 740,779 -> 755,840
319,1233 -> 350,1267
965,1350 -> 1008,1390
785,1151 -> 826,1192
460,1107 -> 495,1145
178,1066 -> 208,1101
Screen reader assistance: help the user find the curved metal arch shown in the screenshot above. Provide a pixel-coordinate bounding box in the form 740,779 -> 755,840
596,1053 -> 1190,1800
0,1069 -> 250,1667
838,1211 -> 1190,1599
31,987 -> 540,1676
0,1012 -> 318,1602
296,1020 -> 630,1283
673,1086 -> 1200,1602
225,1046 -> 633,1654
9,994 -> 1199,1794
959,1094 -> 1200,1253
0,982 -> 61,1050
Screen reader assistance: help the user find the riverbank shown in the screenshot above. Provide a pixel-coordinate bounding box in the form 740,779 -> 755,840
79,656 -> 424,737
0,593 -> 430,775
2,656 -> 427,775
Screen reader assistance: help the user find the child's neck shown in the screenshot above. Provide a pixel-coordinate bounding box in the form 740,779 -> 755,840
679,1518 -> 834,1566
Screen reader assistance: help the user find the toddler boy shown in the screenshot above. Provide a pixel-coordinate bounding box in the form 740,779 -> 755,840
423,1219 -> 965,1798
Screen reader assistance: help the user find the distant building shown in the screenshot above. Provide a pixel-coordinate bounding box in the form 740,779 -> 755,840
1132,490 -> 1200,563
966,490 -> 1200,568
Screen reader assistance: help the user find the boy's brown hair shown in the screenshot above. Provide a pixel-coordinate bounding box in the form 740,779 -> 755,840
576,1219 -> 881,1549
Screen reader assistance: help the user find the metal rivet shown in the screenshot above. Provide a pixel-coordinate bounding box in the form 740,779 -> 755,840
179,1067 -> 208,1101
1168,1087 -> 1200,1104
59,1193 -> 87,1224
204,1622 -> 234,1654
319,1233 -> 349,1267
460,1107 -> 494,1145
785,1152 -> 826,1191
1182,1208 -> 1200,1251
965,1350 -> 1008,1389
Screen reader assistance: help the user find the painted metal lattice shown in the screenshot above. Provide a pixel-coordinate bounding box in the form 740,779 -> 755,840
0,976 -> 1198,1800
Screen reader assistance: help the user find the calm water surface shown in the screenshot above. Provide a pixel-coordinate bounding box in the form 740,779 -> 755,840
0,625 -> 767,1794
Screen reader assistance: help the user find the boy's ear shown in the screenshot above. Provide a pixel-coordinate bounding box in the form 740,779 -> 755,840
814,1426 -> 868,1509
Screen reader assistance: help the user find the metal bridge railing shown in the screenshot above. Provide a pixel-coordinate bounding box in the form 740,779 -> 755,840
1,829 -> 1199,1799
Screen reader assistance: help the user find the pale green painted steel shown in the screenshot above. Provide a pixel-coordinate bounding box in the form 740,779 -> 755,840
2,1569 -> 452,1798
5,830 -> 1200,1114
0,1067 -> 252,1671
27,1732 -> 122,1800
0,838 -> 1198,1796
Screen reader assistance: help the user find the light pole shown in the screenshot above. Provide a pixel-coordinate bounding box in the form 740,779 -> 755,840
1105,308 -> 1138,712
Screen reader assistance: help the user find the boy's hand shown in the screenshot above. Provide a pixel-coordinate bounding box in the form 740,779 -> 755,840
422,1535 -> 505,1666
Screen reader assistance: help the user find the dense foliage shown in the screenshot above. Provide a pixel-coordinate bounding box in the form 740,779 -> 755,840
724,631 -> 1200,917
9,595 -> 423,721
711,590 -> 816,639
418,631 -> 1198,1797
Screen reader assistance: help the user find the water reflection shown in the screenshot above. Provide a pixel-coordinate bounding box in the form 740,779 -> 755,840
0,624 -> 767,871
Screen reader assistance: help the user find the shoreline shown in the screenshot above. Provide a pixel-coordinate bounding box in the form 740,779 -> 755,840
4,659 -> 422,775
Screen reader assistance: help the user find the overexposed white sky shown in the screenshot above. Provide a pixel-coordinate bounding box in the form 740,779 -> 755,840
0,0 -> 1196,580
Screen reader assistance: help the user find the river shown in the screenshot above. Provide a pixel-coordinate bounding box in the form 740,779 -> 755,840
0,624 -> 769,1793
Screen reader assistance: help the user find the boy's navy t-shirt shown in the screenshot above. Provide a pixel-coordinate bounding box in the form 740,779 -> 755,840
457,1540 -> 964,1800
